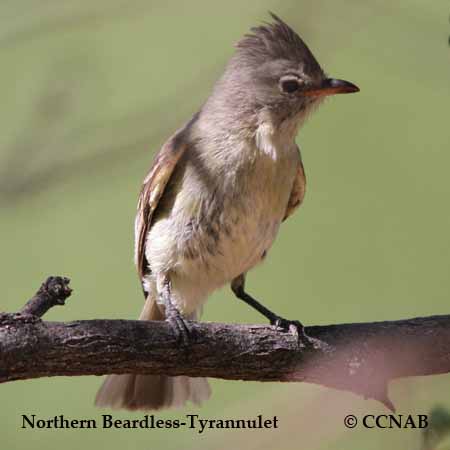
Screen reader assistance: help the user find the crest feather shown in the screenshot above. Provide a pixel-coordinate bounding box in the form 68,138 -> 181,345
236,12 -> 322,74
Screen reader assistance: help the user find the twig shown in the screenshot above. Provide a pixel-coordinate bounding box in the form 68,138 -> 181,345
19,276 -> 72,317
2,276 -> 450,412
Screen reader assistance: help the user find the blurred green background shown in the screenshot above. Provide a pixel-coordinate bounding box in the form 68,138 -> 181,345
2,0 -> 450,449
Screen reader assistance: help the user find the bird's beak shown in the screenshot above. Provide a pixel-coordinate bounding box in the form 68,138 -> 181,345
303,78 -> 359,97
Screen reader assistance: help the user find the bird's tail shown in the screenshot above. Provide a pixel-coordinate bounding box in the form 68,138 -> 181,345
94,297 -> 211,410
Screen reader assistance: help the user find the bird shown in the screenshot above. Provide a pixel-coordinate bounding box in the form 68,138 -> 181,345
95,13 -> 359,411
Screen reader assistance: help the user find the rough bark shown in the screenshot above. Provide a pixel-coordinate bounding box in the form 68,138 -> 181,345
2,276 -> 450,411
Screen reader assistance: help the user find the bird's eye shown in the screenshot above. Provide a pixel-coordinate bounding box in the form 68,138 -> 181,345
280,77 -> 300,94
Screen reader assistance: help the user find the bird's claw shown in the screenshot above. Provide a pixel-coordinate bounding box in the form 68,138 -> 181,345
271,317 -> 315,347
166,307 -> 191,347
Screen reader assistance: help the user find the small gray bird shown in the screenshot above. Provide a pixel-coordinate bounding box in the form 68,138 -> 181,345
95,13 -> 359,410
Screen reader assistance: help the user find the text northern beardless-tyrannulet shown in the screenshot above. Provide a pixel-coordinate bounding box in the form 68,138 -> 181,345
95,13 -> 359,410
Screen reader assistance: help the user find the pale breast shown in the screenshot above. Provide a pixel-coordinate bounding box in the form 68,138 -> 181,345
221,146 -> 297,276
145,132 -> 298,314
172,138 -> 297,282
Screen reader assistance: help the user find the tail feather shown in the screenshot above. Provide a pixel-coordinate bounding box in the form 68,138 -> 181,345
94,297 -> 211,410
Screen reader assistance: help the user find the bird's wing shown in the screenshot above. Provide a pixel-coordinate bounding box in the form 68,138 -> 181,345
135,127 -> 190,289
283,145 -> 306,221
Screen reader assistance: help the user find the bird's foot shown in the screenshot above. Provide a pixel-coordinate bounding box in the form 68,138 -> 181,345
271,316 -> 319,348
272,316 -> 306,338
165,304 -> 191,347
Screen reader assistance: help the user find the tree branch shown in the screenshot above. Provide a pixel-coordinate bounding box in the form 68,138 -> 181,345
2,277 -> 450,411
19,276 -> 72,317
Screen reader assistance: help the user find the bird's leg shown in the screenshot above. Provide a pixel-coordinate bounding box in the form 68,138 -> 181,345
231,274 -> 311,344
160,277 -> 191,346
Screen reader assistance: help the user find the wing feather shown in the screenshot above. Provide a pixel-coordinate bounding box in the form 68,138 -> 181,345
135,128 -> 189,288
283,145 -> 306,221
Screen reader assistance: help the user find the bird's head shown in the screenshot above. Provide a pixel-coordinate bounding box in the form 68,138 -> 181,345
216,13 -> 359,130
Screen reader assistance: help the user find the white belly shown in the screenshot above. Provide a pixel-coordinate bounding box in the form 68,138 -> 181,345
146,139 -> 298,315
